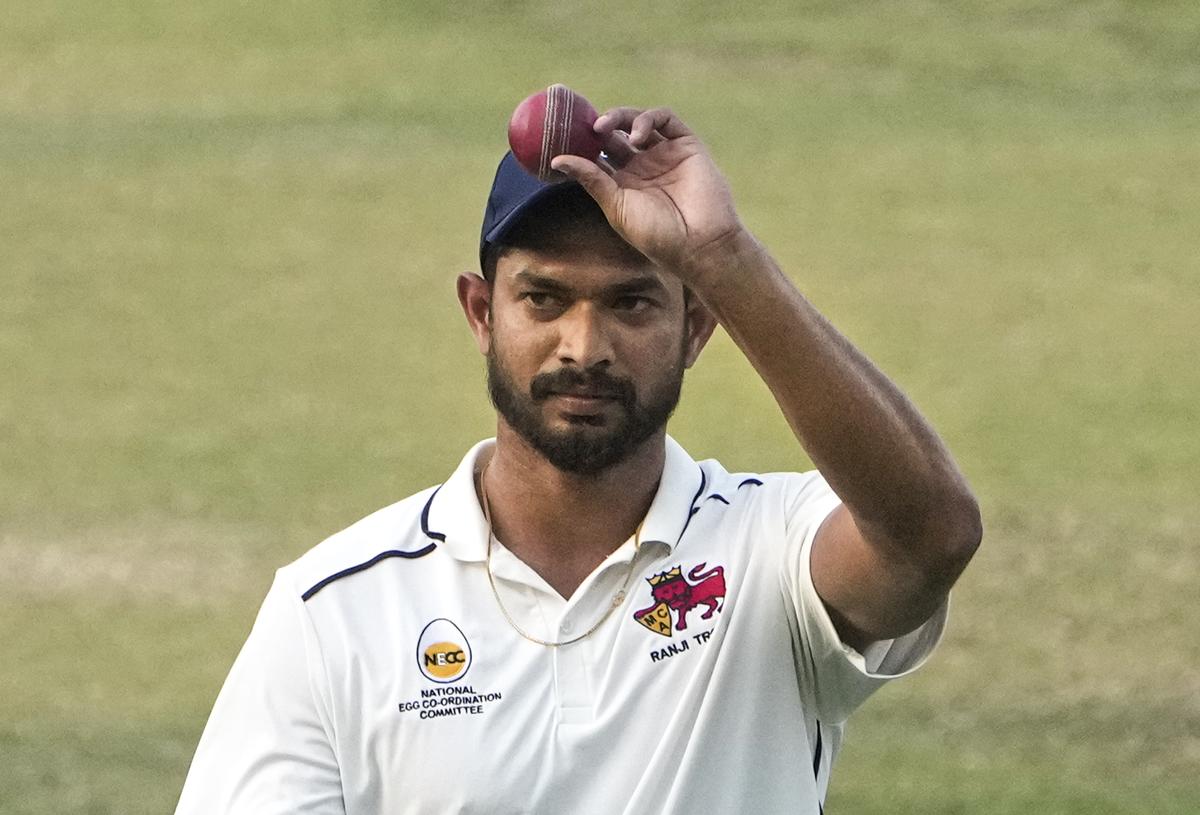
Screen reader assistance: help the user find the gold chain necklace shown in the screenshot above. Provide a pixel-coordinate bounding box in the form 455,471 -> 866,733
479,460 -> 642,648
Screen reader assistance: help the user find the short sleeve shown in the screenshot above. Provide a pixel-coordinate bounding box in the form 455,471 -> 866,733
175,571 -> 346,815
779,472 -> 948,724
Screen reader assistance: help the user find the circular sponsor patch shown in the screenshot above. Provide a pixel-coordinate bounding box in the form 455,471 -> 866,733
416,618 -> 472,683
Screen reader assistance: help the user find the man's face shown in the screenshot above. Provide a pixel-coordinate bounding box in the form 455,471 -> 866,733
485,229 -> 694,476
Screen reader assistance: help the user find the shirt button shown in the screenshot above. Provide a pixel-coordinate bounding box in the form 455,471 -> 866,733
561,617 -> 573,633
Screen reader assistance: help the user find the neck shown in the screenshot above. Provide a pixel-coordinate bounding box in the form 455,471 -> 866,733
479,422 -> 665,598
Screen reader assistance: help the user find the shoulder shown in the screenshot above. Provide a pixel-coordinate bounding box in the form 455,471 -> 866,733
694,456 -> 835,516
276,484 -> 444,603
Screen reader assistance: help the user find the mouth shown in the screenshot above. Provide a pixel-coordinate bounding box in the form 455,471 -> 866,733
547,391 -> 618,411
530,370 -> 632,415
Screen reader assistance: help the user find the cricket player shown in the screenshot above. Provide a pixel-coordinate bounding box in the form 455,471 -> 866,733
176,105 -> 982,814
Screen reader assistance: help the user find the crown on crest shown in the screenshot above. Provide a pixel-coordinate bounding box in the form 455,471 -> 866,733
647,566 -> 682,586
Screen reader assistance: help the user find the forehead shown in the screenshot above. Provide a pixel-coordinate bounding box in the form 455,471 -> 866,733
494,239 -> 680,298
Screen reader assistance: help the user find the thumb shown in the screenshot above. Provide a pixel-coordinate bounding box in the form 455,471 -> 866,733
551,154 -> 621,219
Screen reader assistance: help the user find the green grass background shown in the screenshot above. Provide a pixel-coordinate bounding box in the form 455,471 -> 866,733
2,1 -> 1197,812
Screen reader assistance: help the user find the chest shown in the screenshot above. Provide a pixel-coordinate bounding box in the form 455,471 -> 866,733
311,503 -> 805,813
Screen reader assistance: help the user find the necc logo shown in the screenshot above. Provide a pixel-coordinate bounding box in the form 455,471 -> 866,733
416,618 -> 473,683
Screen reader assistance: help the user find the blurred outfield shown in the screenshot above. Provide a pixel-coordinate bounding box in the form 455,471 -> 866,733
2,1 -> 1197,812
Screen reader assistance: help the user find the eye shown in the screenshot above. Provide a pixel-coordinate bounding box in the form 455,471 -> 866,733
520,291 -> 563,310
612,295 -> 652,313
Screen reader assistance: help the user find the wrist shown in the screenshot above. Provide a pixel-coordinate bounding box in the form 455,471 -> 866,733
676,227 -> 769,293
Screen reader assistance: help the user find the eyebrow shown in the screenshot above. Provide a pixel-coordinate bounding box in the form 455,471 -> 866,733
512,269 -> 668,298
512,270 -> 573,294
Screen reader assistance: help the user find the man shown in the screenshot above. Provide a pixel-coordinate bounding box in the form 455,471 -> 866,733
177,105 -> 981,814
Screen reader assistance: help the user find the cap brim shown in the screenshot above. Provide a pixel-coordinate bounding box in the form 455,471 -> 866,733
478,152 -> 582,271
481,182 -> 579,253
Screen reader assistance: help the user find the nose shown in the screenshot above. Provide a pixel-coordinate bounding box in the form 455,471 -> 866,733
555,302 -> 614,369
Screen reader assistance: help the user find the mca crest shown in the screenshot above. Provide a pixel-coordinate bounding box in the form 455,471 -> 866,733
633,562 -> 726,637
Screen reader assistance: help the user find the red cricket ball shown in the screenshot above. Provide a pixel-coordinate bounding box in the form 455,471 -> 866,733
507,84 -> 605,181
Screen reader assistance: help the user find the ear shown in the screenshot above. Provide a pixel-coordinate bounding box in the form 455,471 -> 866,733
682,289 -> 717,369
457,272 -> 493,355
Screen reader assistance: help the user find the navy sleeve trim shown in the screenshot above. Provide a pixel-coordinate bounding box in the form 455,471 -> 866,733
302,487 -> 445,602
302,544 -> 437,601
698,476 -> 763,511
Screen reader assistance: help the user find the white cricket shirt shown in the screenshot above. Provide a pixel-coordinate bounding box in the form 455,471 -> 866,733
176,436 -> 947,814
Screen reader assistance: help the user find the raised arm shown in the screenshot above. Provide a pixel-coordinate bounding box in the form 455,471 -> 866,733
553,107 -> 982,649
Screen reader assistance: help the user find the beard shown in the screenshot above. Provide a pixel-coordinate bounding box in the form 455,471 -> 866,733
486,341 -> 685,476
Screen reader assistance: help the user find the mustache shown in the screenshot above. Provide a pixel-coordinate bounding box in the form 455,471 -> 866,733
530,367 -> 635,405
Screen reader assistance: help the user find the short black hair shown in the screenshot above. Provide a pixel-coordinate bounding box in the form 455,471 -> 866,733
481,184 -> 633,282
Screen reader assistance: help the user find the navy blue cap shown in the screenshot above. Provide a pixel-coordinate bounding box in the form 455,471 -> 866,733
478,152 -> 581,271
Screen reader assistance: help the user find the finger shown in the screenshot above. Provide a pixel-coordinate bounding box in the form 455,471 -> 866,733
600,129 -> 638,167
633,129 -> 666,150
551,154 -> 621,218
593,106 -> 644,136
629,107 -> 692,148
595,154 -> 618,176
597,109 -> 665,152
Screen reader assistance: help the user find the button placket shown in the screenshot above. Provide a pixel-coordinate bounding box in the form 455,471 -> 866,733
552,549 -> 642,720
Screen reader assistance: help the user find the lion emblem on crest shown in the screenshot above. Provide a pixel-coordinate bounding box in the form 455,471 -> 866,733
633,563 -> 726,637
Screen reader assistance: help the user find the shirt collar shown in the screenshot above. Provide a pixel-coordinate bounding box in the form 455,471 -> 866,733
425,435 -> 705,563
